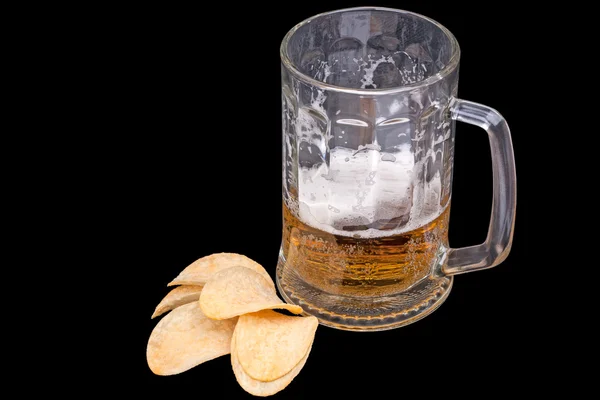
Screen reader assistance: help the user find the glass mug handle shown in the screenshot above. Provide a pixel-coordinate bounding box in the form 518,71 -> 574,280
443,99 -> 517,275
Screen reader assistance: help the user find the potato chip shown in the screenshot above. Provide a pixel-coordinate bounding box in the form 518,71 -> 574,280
168,252 -> 274,288
147,302 -> 236,376
199,266 -> 303,319
231,330 -> 312,396
235,310 -> 318,382
151,285 -> 204,319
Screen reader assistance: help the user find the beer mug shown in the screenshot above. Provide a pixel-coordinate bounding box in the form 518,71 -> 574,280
277,7 -> 516,331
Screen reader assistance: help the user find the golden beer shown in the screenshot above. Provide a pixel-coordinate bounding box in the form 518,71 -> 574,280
280,203 -> 450,297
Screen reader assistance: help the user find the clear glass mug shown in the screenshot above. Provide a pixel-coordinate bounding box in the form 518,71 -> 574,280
276,7 -> 516,331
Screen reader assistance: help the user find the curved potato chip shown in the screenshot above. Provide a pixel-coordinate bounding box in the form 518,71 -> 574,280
199,266 -> 303,320
231,330 -> 312,396
147,302 -> 236,376
168,253 -> 274,288
235,310 -> 318,382
151,285 -> 204,319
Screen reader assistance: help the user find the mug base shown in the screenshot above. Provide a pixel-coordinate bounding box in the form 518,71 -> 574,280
276,255 -> 453,332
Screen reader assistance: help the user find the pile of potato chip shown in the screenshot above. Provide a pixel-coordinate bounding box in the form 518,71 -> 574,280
147,253 -> 318,396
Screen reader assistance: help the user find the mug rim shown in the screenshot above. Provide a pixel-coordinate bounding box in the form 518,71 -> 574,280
280,6 -> 461,95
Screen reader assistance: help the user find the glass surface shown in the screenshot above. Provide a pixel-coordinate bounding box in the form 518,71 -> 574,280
277,7 -> 516,331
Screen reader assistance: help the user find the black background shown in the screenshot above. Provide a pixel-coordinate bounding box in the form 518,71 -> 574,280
120,1 -> 544,397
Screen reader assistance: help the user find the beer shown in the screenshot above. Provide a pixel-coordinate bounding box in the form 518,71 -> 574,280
280,202 -> 450,297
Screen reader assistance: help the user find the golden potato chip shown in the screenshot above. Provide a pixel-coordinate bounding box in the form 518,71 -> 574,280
231,330 -> 312,396
168,252 -> 274,288
147,302 -> 236,376
199,266 -> 303,320
151,285 -> 204,319
235,310 -> 318,382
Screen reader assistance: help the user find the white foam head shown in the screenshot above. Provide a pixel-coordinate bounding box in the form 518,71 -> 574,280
296,144 -> 443,238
